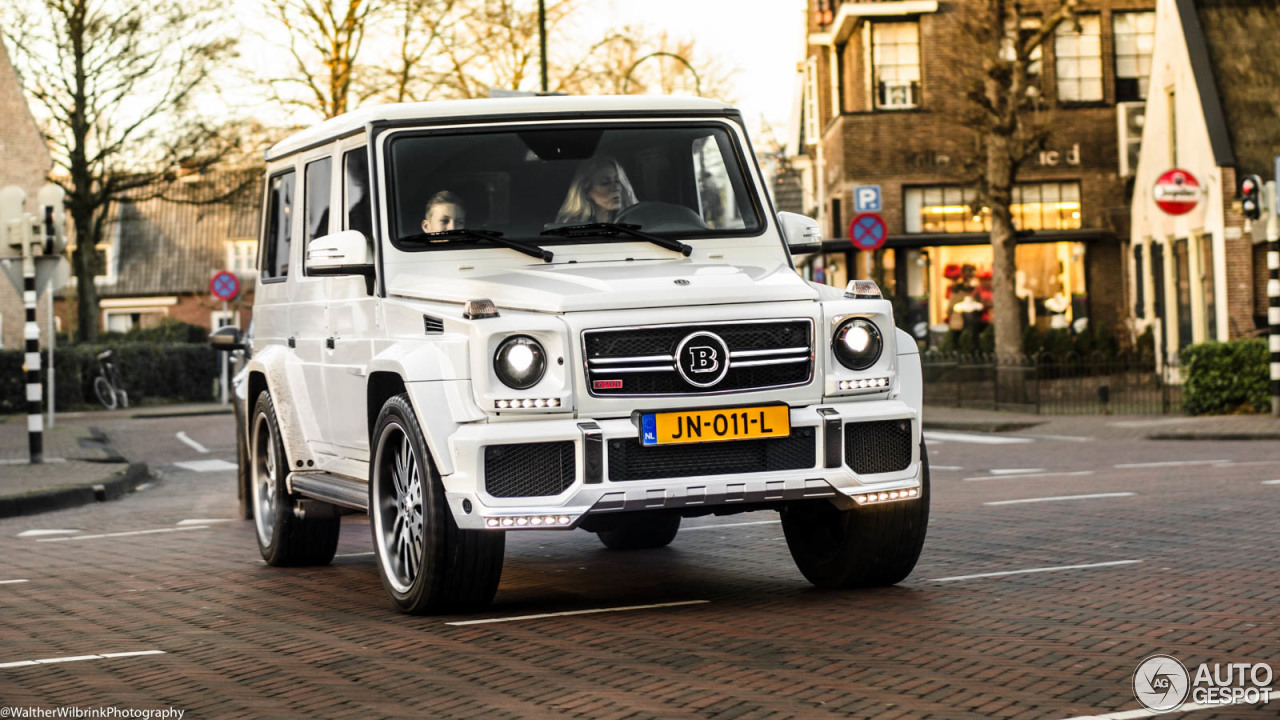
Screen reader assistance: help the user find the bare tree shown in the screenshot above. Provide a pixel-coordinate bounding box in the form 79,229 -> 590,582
266,0 -> 377,118
962,0 -> 1077,359
559,26 -> 737,101
2,0 -> 236,342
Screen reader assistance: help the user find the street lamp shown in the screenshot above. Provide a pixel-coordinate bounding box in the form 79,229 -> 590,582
622,52 -> 702,96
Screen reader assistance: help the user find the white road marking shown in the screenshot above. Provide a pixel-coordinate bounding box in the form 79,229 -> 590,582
1114,460 -> 1228,469
924,431 -> 1033,445
176,518 -> 234,526
15,529 -> 80,537
335,551 -> 375,558
930,560 -> 1142,583
0,457 -> 66,464
36,526 -> 209,542
0,650 -> 166,669
446,600 -> 710,626
985,492 -> 1136,506
1263,479 -> 1280,485
990,468 -> 1045,475
175,431 -> 209,454
173,459 -> 238,473
1058,692 -> 1276,719
0,579 -> 30,585
1030,435 -> 1092,442
932,465 -> 964,471
681,520 -> 781,532
964,470 -> 1095,482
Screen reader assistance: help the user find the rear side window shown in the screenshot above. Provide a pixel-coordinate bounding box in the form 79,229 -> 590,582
262,170 -> 295,279
305,157 -> 332,244
344,148 -> 373,238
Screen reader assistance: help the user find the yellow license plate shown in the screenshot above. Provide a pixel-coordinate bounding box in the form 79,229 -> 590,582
640,405 -> 790,446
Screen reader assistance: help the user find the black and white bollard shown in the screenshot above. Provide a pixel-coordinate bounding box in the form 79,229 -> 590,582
1269,214 -> 1279,417
24,250 -> 43,462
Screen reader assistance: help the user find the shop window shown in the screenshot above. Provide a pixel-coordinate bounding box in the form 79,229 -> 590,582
1200,234 -> 1217,340
873,21 -> 920,109
1055,15 -> 1103,102
1174,238 -> 1192,349
905,182 -> 1081,234
1113,11 -> 1155,102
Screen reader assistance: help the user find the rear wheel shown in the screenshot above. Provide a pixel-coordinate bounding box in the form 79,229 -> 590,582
250,391 -> 340,566
370,394 -> 505,614
596,513 -> 680,551
781,443 -> 930,588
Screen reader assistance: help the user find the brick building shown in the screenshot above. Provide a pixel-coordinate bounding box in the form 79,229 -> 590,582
795,0 -> 1156,345
53,173 -> 262,336
1129,0 -> 1280,359
0,38 -> 55,350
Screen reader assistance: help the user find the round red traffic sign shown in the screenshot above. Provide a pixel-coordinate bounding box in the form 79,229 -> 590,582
1153,168 -> 1201,216
210,270 -> 240,301
848,212 -> 887,251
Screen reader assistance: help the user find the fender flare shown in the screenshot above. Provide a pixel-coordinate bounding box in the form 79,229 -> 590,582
244,345 -> 319,471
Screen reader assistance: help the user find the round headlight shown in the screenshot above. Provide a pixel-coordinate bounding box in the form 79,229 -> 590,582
494,335 -> 546,389
832,318 -> 883,370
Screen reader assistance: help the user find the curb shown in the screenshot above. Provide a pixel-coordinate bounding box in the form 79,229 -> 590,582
1146,432 -> 1280,441
131,407 -> 232,419
923,420 -> 1045,433
0,463 -> 152,519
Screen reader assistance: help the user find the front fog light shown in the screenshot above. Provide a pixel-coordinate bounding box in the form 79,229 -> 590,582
833,318 -> 883,371
494,335 -> 547,389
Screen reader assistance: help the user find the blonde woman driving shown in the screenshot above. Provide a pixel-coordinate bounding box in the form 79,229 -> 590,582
555,156 -> 637,224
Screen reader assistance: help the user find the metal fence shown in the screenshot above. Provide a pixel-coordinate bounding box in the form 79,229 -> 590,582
920,352 -> 1183,415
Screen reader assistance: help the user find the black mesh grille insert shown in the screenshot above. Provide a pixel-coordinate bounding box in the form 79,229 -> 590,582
844,420 -> 913,475
584,320 -> 813,396
607,429 -> 816,482
484,441 -> 576,498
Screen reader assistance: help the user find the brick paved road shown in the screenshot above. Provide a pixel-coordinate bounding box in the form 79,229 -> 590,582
1,413 -> 1277,719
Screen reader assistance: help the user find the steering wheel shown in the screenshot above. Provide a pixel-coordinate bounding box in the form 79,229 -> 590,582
614,202 -> 709,232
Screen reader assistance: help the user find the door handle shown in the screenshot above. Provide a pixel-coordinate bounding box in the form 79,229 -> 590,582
326,337 -> 335,349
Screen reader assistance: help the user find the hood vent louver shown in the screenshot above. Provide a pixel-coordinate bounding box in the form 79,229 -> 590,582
423,315 -> 444,334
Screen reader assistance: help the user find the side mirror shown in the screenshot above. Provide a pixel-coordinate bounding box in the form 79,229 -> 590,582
307,230 -> 374,276
210,325 -> 244,351
777,212 -> 823,255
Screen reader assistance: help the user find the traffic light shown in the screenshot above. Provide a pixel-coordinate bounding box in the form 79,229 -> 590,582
1241,174 -> 1263,220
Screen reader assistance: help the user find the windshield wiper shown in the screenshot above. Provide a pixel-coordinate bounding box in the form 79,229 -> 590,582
400,229 -> 553,263
540,223 -> 692,257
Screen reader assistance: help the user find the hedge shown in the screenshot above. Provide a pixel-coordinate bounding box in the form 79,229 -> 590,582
0,343 -> 218,413
1180,339 -> 1270,415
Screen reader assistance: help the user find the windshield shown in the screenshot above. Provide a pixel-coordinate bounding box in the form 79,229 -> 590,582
387,124 -> 762,250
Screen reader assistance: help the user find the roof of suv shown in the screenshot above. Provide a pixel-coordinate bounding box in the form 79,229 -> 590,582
266,95 -> 738,161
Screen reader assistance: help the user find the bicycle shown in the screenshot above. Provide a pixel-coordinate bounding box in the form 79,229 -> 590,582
93,349 -> 129,410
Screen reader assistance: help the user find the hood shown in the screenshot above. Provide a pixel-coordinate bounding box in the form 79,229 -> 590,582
388,258 -> 820,313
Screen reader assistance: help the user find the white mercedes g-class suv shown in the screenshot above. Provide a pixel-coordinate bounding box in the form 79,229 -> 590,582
213,95 -> 929,615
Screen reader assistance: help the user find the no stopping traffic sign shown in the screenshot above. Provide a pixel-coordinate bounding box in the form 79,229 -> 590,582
849,212 -> 887,251
211,270 -> 240,301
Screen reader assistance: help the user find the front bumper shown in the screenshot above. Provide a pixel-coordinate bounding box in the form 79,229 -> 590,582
432,398 -> 923,531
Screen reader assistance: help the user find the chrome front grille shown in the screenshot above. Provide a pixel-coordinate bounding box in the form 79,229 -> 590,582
583,319 -> 813,397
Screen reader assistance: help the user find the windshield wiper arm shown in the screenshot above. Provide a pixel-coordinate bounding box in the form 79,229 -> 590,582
400,229 -> 553,262
540,223 -> 692,257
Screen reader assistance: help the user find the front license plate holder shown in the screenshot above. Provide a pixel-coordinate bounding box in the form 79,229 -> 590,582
639,404 -> 791,446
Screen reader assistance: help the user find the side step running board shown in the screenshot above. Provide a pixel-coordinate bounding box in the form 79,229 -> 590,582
288,471 -> 368,511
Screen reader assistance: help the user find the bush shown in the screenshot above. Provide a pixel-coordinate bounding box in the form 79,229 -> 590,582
0,342 -> 217,413
1180,339 -> 1270,415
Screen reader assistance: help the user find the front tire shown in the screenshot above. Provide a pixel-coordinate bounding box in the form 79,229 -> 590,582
250,391 -> 340,566
596,513 -> 680,550
781,442 -> 931,588
370,394 -> 505,614
94,377 -> 117,410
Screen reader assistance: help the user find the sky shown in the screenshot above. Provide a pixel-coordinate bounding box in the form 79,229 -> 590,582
226,0 -> 809,143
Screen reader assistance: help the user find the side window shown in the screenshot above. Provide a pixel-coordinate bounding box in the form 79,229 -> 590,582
692,136 -> 745,230
262,170 -> 295,280
305,157 -> 332,245
344,148 -> 373,238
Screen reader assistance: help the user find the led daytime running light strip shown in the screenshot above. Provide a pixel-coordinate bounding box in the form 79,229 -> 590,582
484,514 -> 573,528
853,488 -> 919,505
495,398 -> 562,409
839,377 -> 890,391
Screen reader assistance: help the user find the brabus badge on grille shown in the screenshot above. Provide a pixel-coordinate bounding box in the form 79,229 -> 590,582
593,379 -> 623,390
675,331 -> 731,388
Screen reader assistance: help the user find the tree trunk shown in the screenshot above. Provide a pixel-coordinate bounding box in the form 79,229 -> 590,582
71,208 -> 99,343
987,132 -> 1026,404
